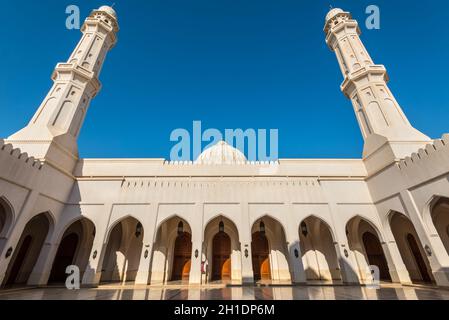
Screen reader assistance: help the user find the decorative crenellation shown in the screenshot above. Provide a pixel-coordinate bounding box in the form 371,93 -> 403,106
163,160 -> 280,166
0,139 -> 43,170
120,178 -> 320,189
397,134 -> 449,171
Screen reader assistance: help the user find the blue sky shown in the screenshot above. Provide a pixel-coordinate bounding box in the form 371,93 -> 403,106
1,0 -> 448,159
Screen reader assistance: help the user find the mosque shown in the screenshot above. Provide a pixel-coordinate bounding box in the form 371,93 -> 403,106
1,6 -> 449,289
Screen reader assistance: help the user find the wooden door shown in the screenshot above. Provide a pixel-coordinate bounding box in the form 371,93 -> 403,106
171,232 -> 192,281
362,232 -> 391,281
252,232 -> 271,281
212,232 -> 231,281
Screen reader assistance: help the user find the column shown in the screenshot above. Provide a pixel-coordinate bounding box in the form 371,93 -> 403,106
81,206 -> 111,287
285,206 -> 306,284
382,240 -> 412,284
81,240 -> 107,287
150,246 -> 167,285
286,234 -> 306,284
335,241 -> 360,284
189,238 -> 203,285
189,203 -> 203,285
134,233 -> 154,285
27,242 -> 59,286
240,203 -> 254,284
319,181 -> 360,284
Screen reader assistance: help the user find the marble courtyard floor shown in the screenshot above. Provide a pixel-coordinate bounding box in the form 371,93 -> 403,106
1,283 -> 449,300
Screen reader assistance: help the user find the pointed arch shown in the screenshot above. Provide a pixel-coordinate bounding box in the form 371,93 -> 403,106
346,215 -> 392,282
300,214 -> 337,243
203,213 -> 239,234
100,216 -> 144,284
155,214 -> 193,240
251,215 -> 291,283
389,211 -> 433,284
105,214 -> 142,244
48,217 -> 96,283
0,196 -> 15,253
250,214 -> 288,237
299,215 -> 341,282
54,215 -> 96,245
423,195 -> 449,256
345,214 -> 385,243
2,212 -> 54,287
204,215 -> 240,283
151,215 -> 193,284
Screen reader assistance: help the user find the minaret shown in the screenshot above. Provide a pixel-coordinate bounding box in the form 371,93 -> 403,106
7,6 -> 119,173
324,9 -> 431,164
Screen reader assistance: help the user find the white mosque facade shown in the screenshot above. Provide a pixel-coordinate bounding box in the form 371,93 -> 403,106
1,7 -> 449,289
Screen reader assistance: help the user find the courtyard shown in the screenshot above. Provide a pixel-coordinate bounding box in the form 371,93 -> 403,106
0,283 -> 448,300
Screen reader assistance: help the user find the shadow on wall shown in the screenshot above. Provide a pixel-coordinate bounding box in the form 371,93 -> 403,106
299,216 -> 342,282
430,197 -> 449,256
2,212 -> 52,287
389,212 -> 434,284
0,197 -> 14,254
100,217 -> 144,285
337,255 -> 362,289
47,218 -> 95,284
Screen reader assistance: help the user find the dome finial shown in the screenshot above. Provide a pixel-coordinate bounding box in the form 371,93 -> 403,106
325,7 -> 344,22
98,5 -> 117,19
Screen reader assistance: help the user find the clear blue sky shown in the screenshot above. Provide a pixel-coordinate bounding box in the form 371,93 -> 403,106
1,0 -> 448,159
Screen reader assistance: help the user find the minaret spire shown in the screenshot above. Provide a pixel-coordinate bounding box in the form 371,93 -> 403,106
324,8 -> 431,165
7,6 -> 119,173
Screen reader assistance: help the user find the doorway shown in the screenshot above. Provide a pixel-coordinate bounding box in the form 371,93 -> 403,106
362,232 -> 391,281
48,233 -> 79,283
407,233 -> 432,283
171,232 -> 192,281
212,231 -> 231,281
252,231 -> 271,281
3,213 -> 51,287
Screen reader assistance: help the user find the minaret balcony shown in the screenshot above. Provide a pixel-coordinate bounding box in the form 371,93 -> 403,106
325,20 -> 361,49
341,65 -> 389,97
51,63 -> 101,93
83,14 -> 119,34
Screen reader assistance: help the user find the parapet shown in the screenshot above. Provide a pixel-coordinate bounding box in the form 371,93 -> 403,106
0,139 -> 43,170
397,135 -> 449,184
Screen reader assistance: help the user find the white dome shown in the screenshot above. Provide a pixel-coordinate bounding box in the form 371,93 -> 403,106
325,8 -> 344,22
196,141 -> 247,165
98,6 -> 117,19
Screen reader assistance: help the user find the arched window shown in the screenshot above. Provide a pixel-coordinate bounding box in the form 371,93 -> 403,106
177,221 -> 184,235
259,221 -> 265,234
0,198 -> 13,237
0,203 -> 6,234
135,222 -> 143,238
300,222 -> 308,237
